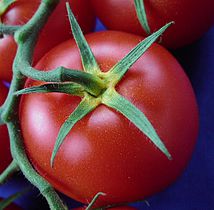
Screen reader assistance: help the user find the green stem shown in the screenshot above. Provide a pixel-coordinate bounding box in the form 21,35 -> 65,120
0,160 -> 19,184
86,192 -> 106,210
0,69 -> 67,209
0,191 -> 27,209
1,72 -> 25,123
0,0 -> 69,209
7,120 -> 68,210
0,24 -> 20,35
16,55 -> 105,97
14,0 -> 59,43
0,107 -> 4,125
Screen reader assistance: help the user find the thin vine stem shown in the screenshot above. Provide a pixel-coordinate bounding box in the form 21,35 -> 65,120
0,107 -> 4,125
14,0 -> 59,44
0,24 -> 21,35
7,120 -> 68,210
0,160 -> 19,184
1,69 -> 68,210
0,0 -> 69,209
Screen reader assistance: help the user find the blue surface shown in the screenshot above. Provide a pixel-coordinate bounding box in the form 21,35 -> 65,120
0,20 -> 213,210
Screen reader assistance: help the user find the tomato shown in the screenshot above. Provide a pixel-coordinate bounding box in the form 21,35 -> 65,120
0,0 -> 95,81
0,81 -> 11,173
0,36 -> 17,83
90,0 -> 214,48
20,31 -> 198,206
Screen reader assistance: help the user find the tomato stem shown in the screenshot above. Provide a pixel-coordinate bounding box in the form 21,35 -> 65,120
17,59 -> 106,97
86,192 -> 106,210
14,0 -> 58,43
0,160 -> 19,184
0,0 -> 69,209
0,24 -> 20,35
0,107 -> 4,125
7,119 -> 68,210
0,191 -> 26,209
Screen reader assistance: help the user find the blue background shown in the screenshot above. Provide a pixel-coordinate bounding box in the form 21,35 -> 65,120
0,19 -> 213,210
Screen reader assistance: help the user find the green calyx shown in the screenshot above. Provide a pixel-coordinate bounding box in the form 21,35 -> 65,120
0,0 -> 15,17
19,2 -> 173,166
134,0 -> 151,35
51,3 -> 172,164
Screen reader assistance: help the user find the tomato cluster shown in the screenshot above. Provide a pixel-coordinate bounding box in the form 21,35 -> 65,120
0,0 -> 213,209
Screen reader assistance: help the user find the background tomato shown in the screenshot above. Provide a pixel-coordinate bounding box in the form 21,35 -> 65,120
0,0 -> 95,81
20,31 -> 198,207
0,82 -> 11,173
90,0 -> 214,48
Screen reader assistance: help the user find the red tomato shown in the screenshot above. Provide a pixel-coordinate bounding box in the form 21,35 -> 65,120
91,0 -> 214,48
20,31 -> 198,206
0,82 -> 11,173
0,198 -> 22,210
0,0 -> 95,81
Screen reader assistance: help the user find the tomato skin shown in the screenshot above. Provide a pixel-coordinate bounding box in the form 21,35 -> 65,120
0,36 -> 17,83
90,0 -> 214,48
0,82 -> 11,173
0,0 -> 95,82
20,31 -> 198,206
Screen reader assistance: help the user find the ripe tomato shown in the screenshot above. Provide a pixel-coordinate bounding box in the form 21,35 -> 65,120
20,31 -> 198,206
0,0 -> 95,82
0,82 -> 11,173
90,0 -> 214,48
